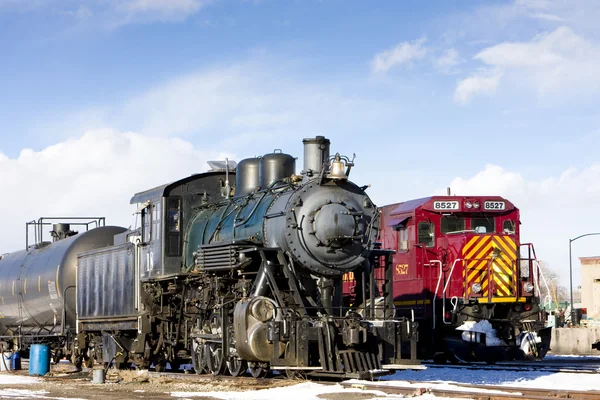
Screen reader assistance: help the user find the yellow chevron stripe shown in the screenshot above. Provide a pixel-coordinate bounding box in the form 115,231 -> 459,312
465,236 -> 492,260
467,259 -> 488,282
494,236 -> 516,259
493,256 -> 513,276
494,275 -> 512,294
492,266 -> 513,295
503,236 -> 517,251
463,236 -> 481,255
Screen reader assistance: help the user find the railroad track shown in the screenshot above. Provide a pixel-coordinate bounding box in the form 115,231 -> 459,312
341,380 -> 600,400
422,360 -> 600,374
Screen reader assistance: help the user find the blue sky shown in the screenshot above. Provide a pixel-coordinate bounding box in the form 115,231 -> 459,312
1,0 -> 600,292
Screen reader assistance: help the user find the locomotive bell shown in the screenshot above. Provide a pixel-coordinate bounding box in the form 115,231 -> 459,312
326,153 -> 348,180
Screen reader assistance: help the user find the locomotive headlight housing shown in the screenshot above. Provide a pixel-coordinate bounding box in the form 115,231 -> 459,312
465,201 -> 473,209
473,201 -> 480,209
471,283 -> 482,294
523,282 -> 534,293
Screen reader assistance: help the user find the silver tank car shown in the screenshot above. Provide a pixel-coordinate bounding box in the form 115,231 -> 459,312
0,220 -> 125,336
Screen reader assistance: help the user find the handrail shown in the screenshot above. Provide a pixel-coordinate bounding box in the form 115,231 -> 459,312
429,260 -> 442,330
429,258 -> 464,328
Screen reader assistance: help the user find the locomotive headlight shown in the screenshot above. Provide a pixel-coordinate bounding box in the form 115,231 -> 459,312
523,282 -> 534,293
473,201 -> 480,209
471,283 -> 482,294
465,201 -> 473,209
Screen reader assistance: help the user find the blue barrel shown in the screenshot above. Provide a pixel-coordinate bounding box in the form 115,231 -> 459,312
10,351 -> 21,370
29,344 -> 50,376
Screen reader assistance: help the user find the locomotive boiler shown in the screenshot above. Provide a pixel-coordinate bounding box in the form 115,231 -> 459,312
0,136 -> 418,379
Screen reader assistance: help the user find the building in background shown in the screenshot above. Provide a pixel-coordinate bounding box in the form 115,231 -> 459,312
579,257 -> 600,319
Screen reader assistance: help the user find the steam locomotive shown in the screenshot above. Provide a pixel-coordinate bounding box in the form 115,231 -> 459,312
0,137 -> 417,378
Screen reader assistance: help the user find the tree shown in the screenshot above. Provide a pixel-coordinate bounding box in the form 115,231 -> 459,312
530,260 -> 568,310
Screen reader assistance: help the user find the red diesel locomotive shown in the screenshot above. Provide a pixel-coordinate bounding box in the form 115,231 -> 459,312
348,195 -> 551,363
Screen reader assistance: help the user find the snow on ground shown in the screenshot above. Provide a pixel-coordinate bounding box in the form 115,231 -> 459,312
0,374 -> 41,385
385,366 -> 600,391
171,382 -> 392,400
170,381 -> 471,400
0,388 -> 85,400
545,354 -> 600,361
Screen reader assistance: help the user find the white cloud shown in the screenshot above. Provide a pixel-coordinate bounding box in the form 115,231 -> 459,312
0,0 -> 208,26
0,129 -> 229,253
371,37 -> 428,73
515,0 -> 551,10
446,164 -> 600,285
113,0 -> 206,24
434,48 -> 462,73
531,12 -> 563,21
51,60 -> 403,152
453,70 -> 502,105
456,26 -> 600,103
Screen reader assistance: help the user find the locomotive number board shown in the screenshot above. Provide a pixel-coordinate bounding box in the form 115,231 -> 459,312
433,201 -> 460,210
483,201 -> 505,210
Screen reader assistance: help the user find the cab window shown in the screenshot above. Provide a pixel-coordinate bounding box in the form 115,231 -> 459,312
471,217 -> 495,234
441,216 -> 466,234
141,204 -> 153,242
418,222 -> 434,247
398,227 -> 409,252
503,220 -> 515,234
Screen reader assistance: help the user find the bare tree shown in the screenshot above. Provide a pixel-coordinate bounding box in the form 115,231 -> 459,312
533,260 -> 568,309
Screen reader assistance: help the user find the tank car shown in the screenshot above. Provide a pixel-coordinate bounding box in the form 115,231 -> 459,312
0,218 -> 125,360
67,136 -> 418,378
371,196 -> 551,363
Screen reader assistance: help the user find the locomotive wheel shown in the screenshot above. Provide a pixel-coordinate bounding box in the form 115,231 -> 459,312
205,343 -> 226,375
248,362 -> 269,378
154,362 -> 166,372
284,369 -> 306,380
227,358 -> 247,377
191,342 -> 207,374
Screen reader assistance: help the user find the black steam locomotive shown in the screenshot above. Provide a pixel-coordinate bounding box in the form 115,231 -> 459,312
0,137 -> 417,378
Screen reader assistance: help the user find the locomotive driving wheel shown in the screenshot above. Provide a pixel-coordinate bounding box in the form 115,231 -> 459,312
191,340 -> 207,374
205,343 -> 226,375
227,357 -> 247,377
204,312 -> 226,375
248,362 -> 269,378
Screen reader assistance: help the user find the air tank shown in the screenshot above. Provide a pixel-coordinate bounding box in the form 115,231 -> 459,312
235,157 -> 261,197
0,226 -> 126,333
259,150 -> 295,188
302,136 -> 330,177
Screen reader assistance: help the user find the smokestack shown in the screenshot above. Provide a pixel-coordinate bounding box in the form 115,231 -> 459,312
302,136 -> 330,177
447,187 -> 451,196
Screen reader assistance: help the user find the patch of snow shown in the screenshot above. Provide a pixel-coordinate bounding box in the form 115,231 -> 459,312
345,379 -> 518,396
387,367 -> 600,391
545,354 -> 600,360
456,320 -> 506,346
0,389 -> 85,399
171,382 -> 390,400
505,372 -> 600,391
0,374 -> 42,385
